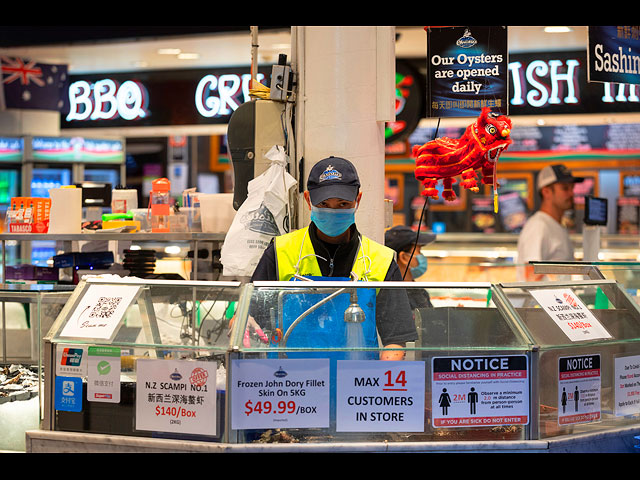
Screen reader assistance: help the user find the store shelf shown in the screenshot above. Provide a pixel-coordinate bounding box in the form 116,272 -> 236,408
0,232 -> 227,282
0,232 -> 225,242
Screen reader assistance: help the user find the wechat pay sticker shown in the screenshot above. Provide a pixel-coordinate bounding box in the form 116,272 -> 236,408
88,346 -> 121,403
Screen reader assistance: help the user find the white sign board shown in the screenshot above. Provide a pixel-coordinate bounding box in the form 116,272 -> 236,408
529,288 -> 611,342
135,359 -> 217,436
431,355 -> 529,428
60,284 -> 141,339
614,354 -> 640,417
231,359 -> 331,430
336,360 -> 425,432
558,354 -> 601,425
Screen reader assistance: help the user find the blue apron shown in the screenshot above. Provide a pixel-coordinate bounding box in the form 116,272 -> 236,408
276,276 -> 377,358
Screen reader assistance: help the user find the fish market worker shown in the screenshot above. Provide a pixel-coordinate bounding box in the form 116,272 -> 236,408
517,164 -> 584,281
251,156 -> 417,360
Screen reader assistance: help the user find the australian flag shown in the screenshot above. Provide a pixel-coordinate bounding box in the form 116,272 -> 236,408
0,56 -> 69,112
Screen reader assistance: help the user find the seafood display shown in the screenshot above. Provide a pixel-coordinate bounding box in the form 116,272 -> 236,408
0,364 -> 39,404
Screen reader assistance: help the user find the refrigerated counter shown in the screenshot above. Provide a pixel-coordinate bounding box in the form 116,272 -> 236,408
0,283 -> 74,451
421,232 -> 640,284
28,267 -> 640,452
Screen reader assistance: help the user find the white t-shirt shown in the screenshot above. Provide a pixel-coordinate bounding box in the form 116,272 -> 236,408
517,211 -> 574,279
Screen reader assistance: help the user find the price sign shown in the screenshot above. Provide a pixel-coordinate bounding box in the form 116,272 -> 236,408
529,288 -> 611,342
135,359 -> 217,436
231,359 -> 330,430
336,360 -> 425,432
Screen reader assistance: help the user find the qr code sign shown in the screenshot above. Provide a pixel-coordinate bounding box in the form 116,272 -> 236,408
89,297 -> 123,319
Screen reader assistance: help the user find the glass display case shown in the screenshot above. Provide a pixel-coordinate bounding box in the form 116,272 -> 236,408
41,277 -> 243,444
530,261 -> 640,303
420,233 -> 640,285
0,283 -> 73,452
37,271 -> 640,451
1,283 -> 74,364
229,280 -> 534,444
494,275 -> 640,439
230,277 -> 640,445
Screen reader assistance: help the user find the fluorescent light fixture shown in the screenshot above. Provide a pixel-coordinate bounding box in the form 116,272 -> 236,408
157,48 -> 182,55
178,52 -> 200,60
544,26 -> 572,33
164,245 -> 182,255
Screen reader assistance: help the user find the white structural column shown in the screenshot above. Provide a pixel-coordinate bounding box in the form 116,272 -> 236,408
292,26 -> 396,243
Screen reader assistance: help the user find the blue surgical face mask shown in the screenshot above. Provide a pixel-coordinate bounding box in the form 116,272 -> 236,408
310,206 -> 356,237
410,253 -> 428,278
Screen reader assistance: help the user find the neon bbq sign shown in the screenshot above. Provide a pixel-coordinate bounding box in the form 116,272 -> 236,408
66,79 -> 149,121
66,72 -> 265,123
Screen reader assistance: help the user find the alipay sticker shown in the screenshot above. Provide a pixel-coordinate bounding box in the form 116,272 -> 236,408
55,376 -> 83,412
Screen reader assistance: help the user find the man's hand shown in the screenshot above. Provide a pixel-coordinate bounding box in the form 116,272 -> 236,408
380,344 -> 405,361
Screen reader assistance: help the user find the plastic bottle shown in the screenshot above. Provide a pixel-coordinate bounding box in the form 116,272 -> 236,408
149,178 -> 171,233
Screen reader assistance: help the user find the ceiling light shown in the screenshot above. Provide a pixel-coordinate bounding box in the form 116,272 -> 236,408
157,48 -> 182,55
544,26 -> 572,33
177,52 -> 200,60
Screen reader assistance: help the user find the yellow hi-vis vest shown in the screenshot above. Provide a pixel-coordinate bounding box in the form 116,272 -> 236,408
274,226 -> 395,281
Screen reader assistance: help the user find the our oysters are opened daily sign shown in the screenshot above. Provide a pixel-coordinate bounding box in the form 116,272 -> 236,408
60,284 -> 141,339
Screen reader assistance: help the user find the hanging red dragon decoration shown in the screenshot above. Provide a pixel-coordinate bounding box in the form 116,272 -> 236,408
412,107 -> 513,212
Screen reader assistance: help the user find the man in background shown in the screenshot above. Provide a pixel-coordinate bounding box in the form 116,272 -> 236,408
517,164 -> 584,281
385,225 -> 436,309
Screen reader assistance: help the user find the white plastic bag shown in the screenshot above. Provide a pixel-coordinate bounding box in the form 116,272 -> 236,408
220,145 -> 297,277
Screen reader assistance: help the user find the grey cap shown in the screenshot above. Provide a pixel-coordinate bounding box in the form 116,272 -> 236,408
537,164 -> 584,191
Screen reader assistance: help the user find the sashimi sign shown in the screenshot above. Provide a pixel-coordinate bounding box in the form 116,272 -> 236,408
588,26 -> 640,85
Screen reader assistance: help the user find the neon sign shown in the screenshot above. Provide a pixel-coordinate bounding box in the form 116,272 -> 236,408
509,59 -> 580,107
195,73 -> 264,118
601,81 -> 640,103
509,57 -> 640,108
66,72 -> 264,123
67,79 -> 149,122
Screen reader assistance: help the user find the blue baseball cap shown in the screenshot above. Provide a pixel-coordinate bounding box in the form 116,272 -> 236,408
307,156 -> 361,205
